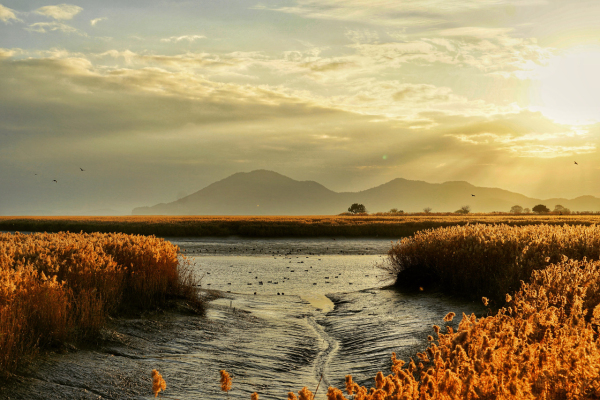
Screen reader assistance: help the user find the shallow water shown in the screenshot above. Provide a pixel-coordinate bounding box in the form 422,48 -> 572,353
5,237 -> 484,400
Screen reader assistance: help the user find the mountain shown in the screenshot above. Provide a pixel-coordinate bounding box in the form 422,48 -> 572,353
132,170 -> 600,215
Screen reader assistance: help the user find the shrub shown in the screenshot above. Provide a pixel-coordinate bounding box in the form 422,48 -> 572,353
348,203 -> 367,214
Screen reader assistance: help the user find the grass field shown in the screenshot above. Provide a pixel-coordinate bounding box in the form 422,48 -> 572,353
2,214 -> 600,237
0,232 -> 201,378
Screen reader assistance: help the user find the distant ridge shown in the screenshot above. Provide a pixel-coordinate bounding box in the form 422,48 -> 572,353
132,170 -> 600,215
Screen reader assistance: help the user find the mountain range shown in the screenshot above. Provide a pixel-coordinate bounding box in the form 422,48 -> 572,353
132,170 -> 600,215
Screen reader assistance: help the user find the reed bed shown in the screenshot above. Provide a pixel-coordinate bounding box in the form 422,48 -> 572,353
386,223 -> 600,303
0,232 -> 200,378
203,257 -> 600,399
3,215 -> 600,238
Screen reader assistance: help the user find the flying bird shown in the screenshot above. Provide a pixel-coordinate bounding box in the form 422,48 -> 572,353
574,161 -> 578,165
80,167 -> 85,171
471,194 -> 475,197
53,180 -> 57,183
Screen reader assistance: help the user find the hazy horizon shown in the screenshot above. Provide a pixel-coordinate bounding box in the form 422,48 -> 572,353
2,1 -> 599,215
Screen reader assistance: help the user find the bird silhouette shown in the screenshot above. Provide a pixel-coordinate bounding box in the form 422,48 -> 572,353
80,167 -> 85,171
574,161 -> 578,165
471,194 -> 475,197
53,180 -> 57,183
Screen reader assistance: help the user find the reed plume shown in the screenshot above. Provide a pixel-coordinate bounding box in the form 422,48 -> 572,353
151,369 -> 166,397
220,370 -> 232,393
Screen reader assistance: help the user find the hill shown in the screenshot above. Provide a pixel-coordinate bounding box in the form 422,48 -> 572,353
132,170 -> 600,215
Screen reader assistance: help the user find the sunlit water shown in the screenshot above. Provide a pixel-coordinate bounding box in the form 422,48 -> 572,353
7,237 -> 484,400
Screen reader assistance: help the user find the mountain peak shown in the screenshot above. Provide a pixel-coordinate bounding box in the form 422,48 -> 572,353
132,171 -> 600,215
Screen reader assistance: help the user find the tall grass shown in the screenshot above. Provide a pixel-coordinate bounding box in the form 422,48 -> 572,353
385,223 -> 600,303
3,215 -> 600,237
0,232 -> 201,378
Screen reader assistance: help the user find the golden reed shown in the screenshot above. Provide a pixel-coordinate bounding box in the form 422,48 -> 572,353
0,231 -> 200,378
386,223 -> 600,303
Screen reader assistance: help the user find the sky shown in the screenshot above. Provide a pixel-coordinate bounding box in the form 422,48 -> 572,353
1,0 -> 600,215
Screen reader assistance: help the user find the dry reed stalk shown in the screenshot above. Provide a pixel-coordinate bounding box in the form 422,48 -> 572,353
0,232 -> 201,378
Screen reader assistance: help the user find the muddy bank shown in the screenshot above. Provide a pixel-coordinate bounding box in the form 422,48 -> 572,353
2,288 -> 483,400
3,239 -> 484,400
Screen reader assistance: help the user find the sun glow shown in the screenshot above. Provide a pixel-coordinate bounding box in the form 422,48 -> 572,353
530,46 -> 600,125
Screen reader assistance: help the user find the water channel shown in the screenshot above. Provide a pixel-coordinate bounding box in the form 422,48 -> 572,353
5,237 -> 484,400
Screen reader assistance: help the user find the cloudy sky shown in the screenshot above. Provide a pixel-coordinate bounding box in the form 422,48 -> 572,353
1,0 -> 600,214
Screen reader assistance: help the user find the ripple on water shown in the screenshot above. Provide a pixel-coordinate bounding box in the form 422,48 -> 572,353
6,238 -> 485,400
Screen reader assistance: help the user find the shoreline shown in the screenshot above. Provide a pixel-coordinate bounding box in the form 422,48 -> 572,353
2,214 -> 600,238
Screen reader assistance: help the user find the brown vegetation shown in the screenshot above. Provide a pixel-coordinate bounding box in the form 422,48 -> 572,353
385,223 -> 600,303
0,232 -> 201,378
2,215 -> 600,237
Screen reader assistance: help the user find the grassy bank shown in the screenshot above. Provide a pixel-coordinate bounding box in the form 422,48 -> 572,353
2,215 -> 600,237
385,223 -> 600,304
0,232 -> 201,378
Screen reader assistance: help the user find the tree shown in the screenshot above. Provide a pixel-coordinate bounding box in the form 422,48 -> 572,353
510,205 -> 523,214
532,204 -> 550,214
423,207 -> 432,214
389,208 -> 403,214
348,203 -> 367,214
524,208 -> 531,214
553,204 -> 571,214
455,205 -> 471,214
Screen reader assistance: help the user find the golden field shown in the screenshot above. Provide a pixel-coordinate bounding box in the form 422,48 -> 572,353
0,232 -> 200,378
2,214 -> 600,237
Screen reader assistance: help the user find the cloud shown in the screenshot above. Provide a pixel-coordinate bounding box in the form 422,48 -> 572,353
0,53 -> 348,142
0,4 -> 20,23
349,32 -> 552,77
26,21 -> 86,35
35,4 -> 82,20
436,111 -> 598,158
90,17 -> 107,26
255,0 -> 540,26
160,35 -> 206,43
0,48 -> 16,58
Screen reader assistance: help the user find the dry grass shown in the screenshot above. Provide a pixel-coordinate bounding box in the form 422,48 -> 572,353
0,232 -> 201,378
385,223 -> 600,304
3,215 -> 600,237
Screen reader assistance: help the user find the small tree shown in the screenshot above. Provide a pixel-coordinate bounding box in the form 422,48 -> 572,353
554,204 -> 571,214
532,204 -> 550,214
510,205 -> 523,214
524,207 -> 531,214
455,205 -> 471,214
348,203 -> 367,214
423,207 -> 432,214
389,208 -> 403,214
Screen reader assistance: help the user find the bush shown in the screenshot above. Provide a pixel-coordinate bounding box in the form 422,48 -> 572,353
347,203 -> 367,214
